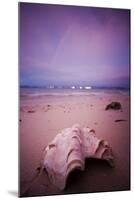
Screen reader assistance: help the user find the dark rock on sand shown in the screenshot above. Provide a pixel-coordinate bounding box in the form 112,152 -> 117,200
105,102 -> 122,111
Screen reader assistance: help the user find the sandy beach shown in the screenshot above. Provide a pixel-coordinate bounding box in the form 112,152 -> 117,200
19,91 -> 130,197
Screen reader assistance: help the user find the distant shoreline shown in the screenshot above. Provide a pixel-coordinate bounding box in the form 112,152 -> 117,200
20,85 -> 130,90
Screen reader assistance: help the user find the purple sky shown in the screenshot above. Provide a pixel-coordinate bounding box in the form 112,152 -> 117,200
20,3 -> 130,87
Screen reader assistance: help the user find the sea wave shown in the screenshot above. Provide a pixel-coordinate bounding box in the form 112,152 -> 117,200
20,88 -> 129,98
20,91 -> 92,98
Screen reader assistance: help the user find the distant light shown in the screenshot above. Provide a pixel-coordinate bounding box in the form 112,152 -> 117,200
49,85 -> 54,89
71,86 -> 75,89
79,86 -> 83,89
85,86 -> 92,90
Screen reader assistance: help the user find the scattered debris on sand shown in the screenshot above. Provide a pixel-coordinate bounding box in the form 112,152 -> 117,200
115,119 -> 127,122
28,110 -> 36,113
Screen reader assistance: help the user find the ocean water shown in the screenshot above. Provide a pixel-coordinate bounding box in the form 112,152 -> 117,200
20,87 -> 130,100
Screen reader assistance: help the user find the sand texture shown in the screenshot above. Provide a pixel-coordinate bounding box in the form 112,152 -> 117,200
19,94 -> 130,197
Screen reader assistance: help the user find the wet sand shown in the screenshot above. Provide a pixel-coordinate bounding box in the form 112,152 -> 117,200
19,94 -> 130,197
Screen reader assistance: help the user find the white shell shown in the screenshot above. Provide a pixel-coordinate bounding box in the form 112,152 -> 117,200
43,124 -> 114,190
